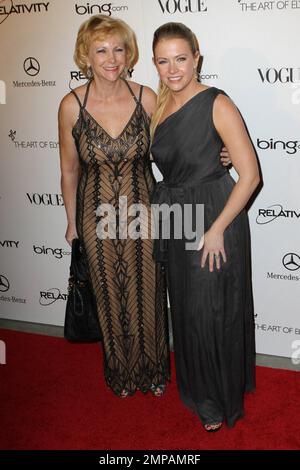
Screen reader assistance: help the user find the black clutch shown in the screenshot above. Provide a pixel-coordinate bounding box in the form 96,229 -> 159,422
64,238 -> 101,342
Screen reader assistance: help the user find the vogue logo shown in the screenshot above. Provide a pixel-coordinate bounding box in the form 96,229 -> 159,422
257,138 -> 300,155
258,67 -> 300,84
256,204 -> 300,225
26,193 -> 64,206
75,2 -> 128,16
158,0 -> 207,14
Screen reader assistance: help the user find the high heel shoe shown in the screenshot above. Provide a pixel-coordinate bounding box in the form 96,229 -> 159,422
204,422 -> 223,432
150,383 -> 166,397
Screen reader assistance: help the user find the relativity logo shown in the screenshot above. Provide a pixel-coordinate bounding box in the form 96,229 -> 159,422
0,1 -> 50,25
69,68 -> 134,81
256,204 -> 300,224
158,0 -> 208,13
39,288 -> 68,306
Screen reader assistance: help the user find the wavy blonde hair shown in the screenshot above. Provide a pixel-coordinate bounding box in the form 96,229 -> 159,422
74,14 -> 139,78
150,22 -> 201,139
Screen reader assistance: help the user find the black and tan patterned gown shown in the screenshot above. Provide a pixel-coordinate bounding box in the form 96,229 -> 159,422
71,79 -> 170,396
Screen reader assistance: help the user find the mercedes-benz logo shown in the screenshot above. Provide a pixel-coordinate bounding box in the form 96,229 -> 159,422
282,253 -> 300,271
23,57 -> 40,77
0,275 -> 10,292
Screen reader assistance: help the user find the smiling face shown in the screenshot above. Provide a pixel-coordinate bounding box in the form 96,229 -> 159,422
87,33 -> 127,82
154,37 -> 200,93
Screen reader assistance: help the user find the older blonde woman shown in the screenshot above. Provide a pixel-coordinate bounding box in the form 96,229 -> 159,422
59,14 -> 171,398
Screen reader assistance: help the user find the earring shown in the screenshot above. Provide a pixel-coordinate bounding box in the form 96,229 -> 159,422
86,66 -> 93,80
122,66 -> 129,78
194,67 -> 200,82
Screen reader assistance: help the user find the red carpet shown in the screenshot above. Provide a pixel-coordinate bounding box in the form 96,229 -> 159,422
0,328 -> 299,450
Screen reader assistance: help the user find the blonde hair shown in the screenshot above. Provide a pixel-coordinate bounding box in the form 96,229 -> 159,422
150,22 -> 201,139
74,14 -> 139,77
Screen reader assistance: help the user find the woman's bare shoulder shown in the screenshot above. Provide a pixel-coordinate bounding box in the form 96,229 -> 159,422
127,80 -> 157,117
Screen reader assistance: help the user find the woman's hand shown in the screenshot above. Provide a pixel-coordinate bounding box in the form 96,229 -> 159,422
220,146 -> 231,167
65,222 -> 78,246
198,227 -> 227,272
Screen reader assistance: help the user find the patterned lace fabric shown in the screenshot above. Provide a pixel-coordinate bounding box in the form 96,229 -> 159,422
71,80 -> 170,395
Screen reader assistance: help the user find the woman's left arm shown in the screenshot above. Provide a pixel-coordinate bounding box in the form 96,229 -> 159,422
200,94 -> 260,271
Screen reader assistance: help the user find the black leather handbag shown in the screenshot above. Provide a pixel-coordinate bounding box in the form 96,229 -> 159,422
64,238 -> 101,342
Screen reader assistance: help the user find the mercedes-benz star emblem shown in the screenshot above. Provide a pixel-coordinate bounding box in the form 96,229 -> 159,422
282,253 -> 300,271
0,275 -> 10,292
23,57 -> 40,77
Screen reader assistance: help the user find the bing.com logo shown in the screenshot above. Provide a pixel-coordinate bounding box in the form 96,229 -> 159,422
257,138 -> 300,155
75,2 -> 129,16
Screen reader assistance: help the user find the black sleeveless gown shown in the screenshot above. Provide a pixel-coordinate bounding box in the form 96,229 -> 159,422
151,87 -> 255,427
71,79 -> 170,396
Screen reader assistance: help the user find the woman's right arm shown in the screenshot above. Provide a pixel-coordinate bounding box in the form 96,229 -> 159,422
58,94 -> 80,246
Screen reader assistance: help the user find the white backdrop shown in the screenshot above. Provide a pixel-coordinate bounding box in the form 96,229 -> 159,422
0,0 -> 299,359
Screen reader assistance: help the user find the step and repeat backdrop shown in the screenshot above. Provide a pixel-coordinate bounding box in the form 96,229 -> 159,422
0,0 -> 299,359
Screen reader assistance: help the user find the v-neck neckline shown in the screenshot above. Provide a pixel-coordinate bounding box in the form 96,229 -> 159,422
82,78 -> 139,141
82,104 -> 138,142
156,87 -> 215,132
